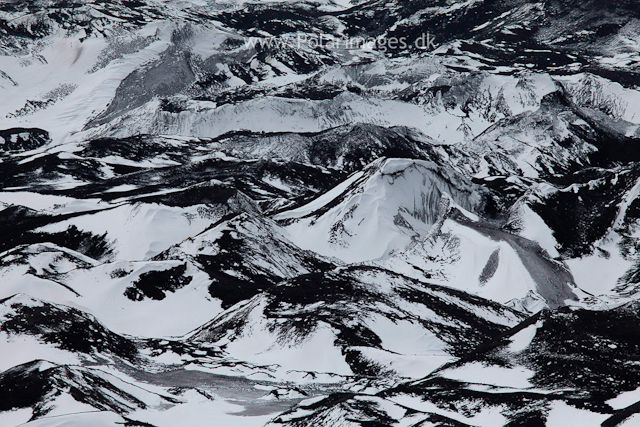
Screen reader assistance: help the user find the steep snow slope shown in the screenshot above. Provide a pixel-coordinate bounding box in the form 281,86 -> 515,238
275,158 -> 484,262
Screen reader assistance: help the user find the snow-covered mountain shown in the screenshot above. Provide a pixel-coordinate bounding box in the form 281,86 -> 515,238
3,0 -> 640,426
275,157 -> 484,262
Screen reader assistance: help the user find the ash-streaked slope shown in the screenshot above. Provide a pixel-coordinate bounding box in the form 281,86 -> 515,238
157,211 -> 339,308
187,266 -> 525,379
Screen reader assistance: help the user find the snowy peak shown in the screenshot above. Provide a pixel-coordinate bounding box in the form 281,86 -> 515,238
275,157 -> 485,262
